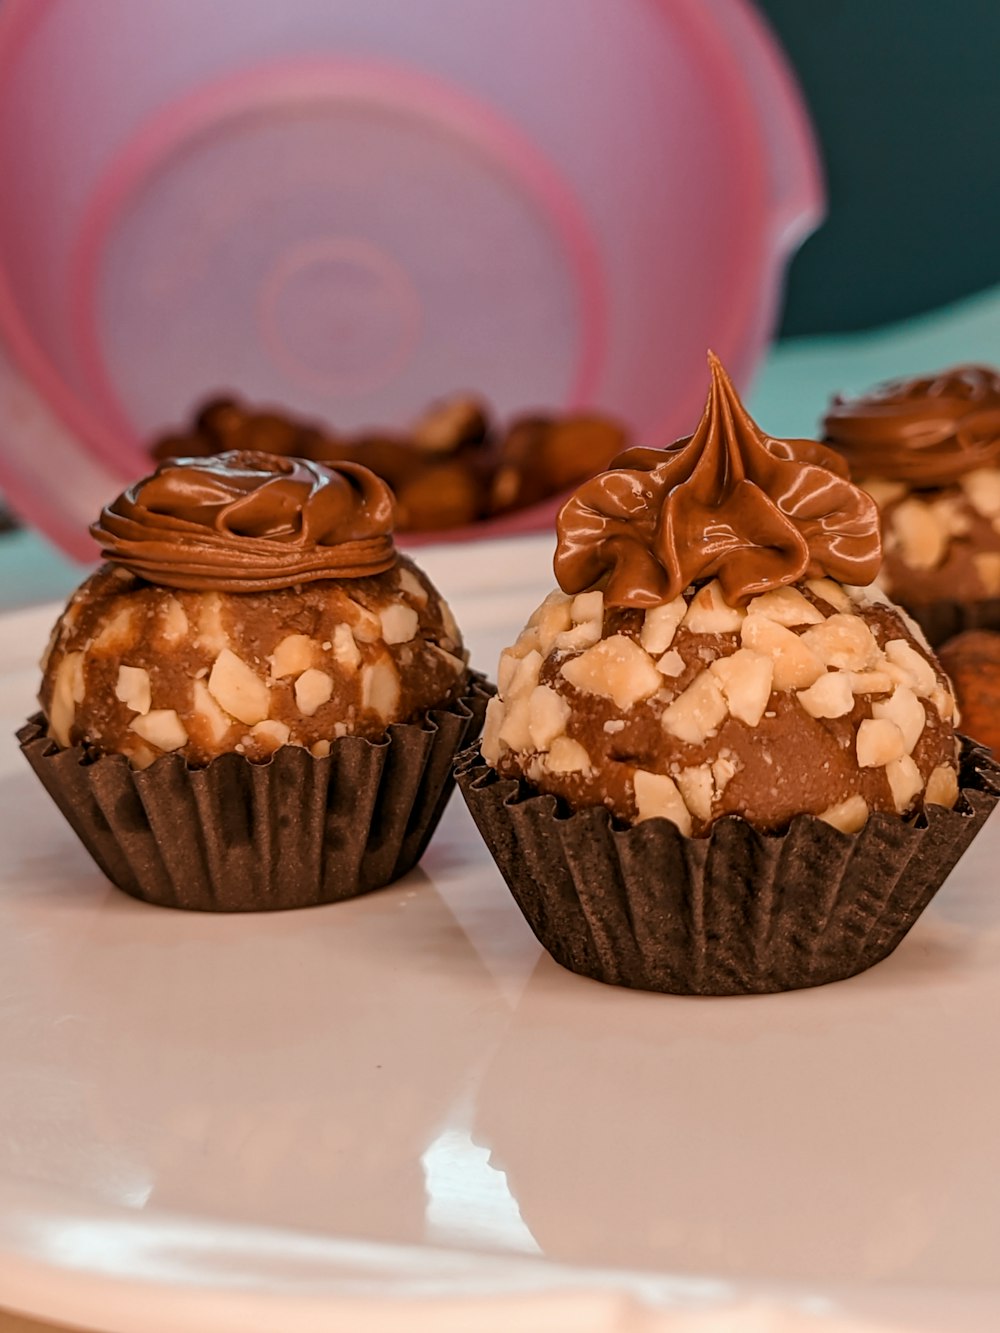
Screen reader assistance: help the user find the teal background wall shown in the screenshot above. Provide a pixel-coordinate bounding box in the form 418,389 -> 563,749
757,1 -> 1000,334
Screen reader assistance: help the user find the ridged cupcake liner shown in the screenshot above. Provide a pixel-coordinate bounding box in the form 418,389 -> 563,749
903,596 -> 1000,648
456,738 -> 1000,995
17,674 -> 491,912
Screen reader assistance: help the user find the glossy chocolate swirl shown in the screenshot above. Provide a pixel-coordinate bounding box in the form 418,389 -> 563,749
554,354 -> 881,608
824,364 -> 1000,486
91,451 -> 397,591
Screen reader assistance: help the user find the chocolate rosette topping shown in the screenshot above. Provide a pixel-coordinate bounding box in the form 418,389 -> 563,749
91,451 -> 397,591
824,364 -> 1000,486
555,353 -> 881,608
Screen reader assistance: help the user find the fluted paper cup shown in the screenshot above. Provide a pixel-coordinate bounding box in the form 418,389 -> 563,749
18,674 -> 491,912
456,737 -> 1000,995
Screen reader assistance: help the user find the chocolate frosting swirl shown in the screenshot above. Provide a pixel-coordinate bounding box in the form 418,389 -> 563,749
91,451 -> 397,591
554,354 -> 881,608
824,364 -> 1000,486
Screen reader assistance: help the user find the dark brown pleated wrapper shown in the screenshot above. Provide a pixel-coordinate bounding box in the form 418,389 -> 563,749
903,597 -> 1000,648
17,674 -> 491,912
456,738 -> 1000,995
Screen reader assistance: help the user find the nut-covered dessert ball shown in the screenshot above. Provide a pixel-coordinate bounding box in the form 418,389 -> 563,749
481,579 -> 958,836
938,630 -> 1000,754
824,365 -> 1000,610
40,452 -> 467,769
482,356 -> 960,836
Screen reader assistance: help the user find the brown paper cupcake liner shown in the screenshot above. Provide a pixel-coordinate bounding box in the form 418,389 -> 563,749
902,596 -> 1000,648
17,673 -> 492,912
456,738 -> 1000,995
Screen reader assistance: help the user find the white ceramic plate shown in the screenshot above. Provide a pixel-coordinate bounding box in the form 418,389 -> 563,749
1,535 -> 999,1333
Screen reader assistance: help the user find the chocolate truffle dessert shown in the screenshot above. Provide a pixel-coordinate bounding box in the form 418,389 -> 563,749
938,630 -> 1000,755
824,364 -> 1000,644
458,355 -> 1000,995
19,452 -> 489,911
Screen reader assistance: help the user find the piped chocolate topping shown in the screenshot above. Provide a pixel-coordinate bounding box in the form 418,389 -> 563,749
824,364 -> 1000,486
555,354 -> 882,608
91,451 -> 397,591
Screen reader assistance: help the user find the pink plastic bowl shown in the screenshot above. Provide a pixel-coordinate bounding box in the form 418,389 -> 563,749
0,0 -> 822,560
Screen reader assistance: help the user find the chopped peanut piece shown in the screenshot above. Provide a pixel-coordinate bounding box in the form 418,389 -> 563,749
800,614 -> 879,670
530,592 -> 573,654
128,742 -> 159,771
974,553 -> 1000,596
129,709 -> 188,752
656,648 -> 685,677
886,754 -> 923,813
856,717 -> 906,768
208,649 -> 270,725
360,659 -> 400,721
633,770 -> 692,835
91,606 -> 136,655
554,620 -> 603,652
497,697 -> 531,751
527,685 -> 571,750
805,578 -> 852,613
49,651 -> 85,747
195,594 -> 228,654
712,754 -> 738,792
872,685 -> 925,754
560,636 -> 661,709
640,598 -> 687,654
741,616 -> 825,690
932,495 -> 971,537
346,598 -> 381,643
397,566 -> 429,604
709,648 -> 774,725
960,467 -> 1000,519
683,580 -> 746,633
661,670 -> 729,743
115,665 -> 151,715
847,670 -> 893,695
269,634 -> 316,681
497,649 -> 520,698
817,795 -> 869,834
310,739 -> 332,759
890,497 -> 947,569
571,590 -> 604,625
480,696 -> 504,765
158,597 -> 189,645
930,686 -> 957,722
797,671 -> 855,719
379,603 -> 419,645
192,679 -> 232,745
508,649 -> 543,701
545,736 -> 592,774
331,623 -> 362,672
440,598 -> 461,649
507,623 -> 542,660
883,639 -> 937,697
677,764 -> 715,822
251,720 -> 291,752
861,478 -> 908,509
295,668 -> 334,717
925,764 -> 960,809
746,586 -> 825,626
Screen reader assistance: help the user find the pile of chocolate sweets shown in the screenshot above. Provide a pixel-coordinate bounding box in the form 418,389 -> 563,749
153,395 -> 627,533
